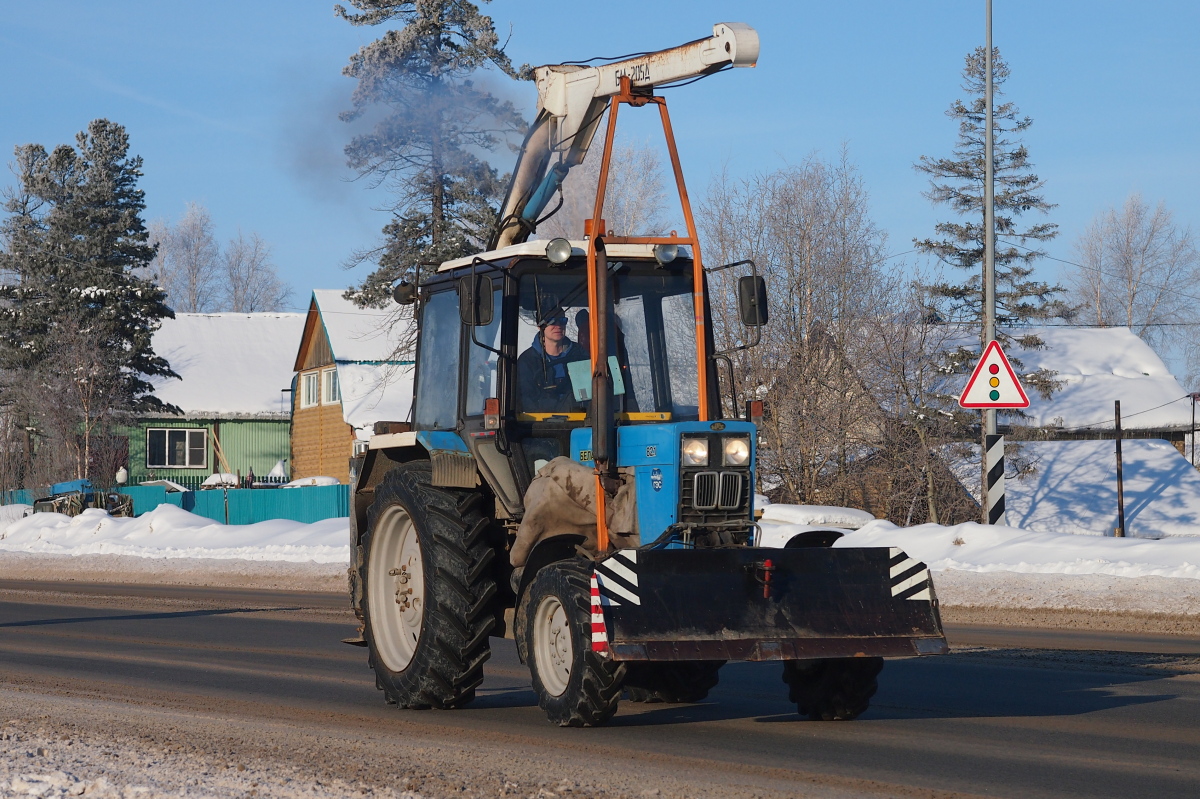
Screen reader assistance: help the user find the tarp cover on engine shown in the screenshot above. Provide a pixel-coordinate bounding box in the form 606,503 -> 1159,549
511,457 -> 638,567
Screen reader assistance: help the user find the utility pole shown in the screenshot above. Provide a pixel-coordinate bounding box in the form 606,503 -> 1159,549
981,0 -> 999,524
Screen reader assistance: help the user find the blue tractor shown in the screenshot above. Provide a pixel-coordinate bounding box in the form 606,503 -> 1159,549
346,24 -> 946,726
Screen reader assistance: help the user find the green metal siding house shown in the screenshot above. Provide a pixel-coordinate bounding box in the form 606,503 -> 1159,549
125,312 -> 307,489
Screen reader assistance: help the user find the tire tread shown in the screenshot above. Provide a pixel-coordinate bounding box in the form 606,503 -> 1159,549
361,462 -> 498,710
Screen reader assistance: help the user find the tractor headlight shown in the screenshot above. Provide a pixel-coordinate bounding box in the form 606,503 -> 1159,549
723,437 -> 750,466
681,437 -> 709,467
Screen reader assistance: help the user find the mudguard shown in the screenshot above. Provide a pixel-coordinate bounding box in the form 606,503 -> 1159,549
589,547 -> 948,661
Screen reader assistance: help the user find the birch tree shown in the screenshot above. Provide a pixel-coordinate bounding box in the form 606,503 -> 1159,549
1067,194 -> 1199,347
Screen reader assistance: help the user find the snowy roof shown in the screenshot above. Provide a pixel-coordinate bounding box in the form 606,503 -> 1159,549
1006,327 -> 1191,430
306,291 -> 414,435
310,289 -> 408,363
150,312 -> 306,417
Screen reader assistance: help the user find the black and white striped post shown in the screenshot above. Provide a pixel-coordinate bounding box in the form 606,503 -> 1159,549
985,434 -> 1005,526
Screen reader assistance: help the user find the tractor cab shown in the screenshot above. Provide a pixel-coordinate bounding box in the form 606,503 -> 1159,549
417,242 -> 720,515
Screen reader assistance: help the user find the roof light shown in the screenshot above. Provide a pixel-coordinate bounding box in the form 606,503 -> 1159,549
546,238 -> 573,265
653,243 -> 678,265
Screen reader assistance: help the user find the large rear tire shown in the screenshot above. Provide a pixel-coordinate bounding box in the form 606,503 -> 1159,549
782,657 -> 884,721
361,462 -> 497,709
520,560 -> 625,727
623,661 -> 724,703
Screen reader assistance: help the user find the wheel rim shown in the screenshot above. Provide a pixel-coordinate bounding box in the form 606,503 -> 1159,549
367,505 -> 425,673
533,594 -> 573,697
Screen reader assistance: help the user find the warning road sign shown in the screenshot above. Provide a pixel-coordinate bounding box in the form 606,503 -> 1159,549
959,340 -> 1030,408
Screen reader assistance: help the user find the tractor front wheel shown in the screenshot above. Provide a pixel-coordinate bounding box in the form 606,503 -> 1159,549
520,560 -> 625,727
624,661 -> 724,704
782,657 -> 884,721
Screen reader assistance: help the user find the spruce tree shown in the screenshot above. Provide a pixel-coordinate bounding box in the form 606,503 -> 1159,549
0,119 -> 178,415
915,46 -> 1068,398
336,0 -> 527,305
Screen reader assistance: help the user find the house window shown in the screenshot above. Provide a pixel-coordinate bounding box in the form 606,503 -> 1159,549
322,367 -> 340,404
301,371 -> 320,408
146,428 -> 207,469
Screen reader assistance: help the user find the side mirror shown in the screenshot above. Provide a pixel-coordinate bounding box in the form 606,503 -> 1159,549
458,275 -> 494,326
392,282 -> 416,305
738,275 -> 768,327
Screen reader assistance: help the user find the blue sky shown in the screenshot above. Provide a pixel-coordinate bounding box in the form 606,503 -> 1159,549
1,1 -> 1196,314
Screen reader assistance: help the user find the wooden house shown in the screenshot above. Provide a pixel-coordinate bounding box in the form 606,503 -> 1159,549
129,312 -> 306,489
290,290 -> 413,483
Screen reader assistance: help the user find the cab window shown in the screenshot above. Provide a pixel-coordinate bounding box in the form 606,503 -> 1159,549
414,290 -> 461,430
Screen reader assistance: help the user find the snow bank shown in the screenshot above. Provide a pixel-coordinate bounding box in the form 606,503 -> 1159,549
832,518 -> 1200,580
0,504 -> 30,527
760,504 -> 874,529
0,505 -> 347,563
281,475 -> 341,488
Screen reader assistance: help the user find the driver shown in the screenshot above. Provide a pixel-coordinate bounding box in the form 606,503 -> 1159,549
517,305 -> 588,412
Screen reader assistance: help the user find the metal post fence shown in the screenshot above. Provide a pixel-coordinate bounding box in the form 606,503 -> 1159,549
1115,400 -> 1126,538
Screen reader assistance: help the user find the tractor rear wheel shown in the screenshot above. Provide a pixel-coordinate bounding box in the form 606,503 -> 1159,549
361,462 -> 497,709
782,657 -> 884,721
624,661 -> 724,703
520,560 -> 625,727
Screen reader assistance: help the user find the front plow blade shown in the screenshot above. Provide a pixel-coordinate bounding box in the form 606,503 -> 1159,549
592,547 -> 947,661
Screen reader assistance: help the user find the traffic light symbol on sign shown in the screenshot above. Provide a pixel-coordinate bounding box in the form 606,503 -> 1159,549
959,340 -> 1030,409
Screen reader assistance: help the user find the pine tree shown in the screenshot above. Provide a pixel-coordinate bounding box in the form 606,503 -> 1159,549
0,119 -> 178,477
336,0 -> 527,305
915,46 -> 1068,398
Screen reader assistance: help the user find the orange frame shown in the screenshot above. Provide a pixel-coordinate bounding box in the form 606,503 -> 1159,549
586,77 -> 710,552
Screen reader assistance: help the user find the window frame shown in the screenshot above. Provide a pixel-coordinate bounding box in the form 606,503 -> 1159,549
300,371 -> 320,408
322,367 -> 340,405
145,427 -> 208,469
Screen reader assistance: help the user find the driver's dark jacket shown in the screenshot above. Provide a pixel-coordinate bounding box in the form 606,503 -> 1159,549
517,335 -> 587,412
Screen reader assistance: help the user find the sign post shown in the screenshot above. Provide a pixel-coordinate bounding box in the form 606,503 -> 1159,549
959,341 -> 1029,525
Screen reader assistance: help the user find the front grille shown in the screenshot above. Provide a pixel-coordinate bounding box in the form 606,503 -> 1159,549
693,472 -> 718,509
718,472 -> 742,510
679,468 -> 750,525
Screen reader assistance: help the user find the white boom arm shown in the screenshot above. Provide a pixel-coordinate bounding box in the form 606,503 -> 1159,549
493,23 -> 759,249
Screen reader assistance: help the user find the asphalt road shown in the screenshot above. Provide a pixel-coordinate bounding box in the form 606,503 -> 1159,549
2,580 -> 1198,798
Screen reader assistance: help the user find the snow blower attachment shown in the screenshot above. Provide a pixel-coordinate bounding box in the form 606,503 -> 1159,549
347,22 -> 947,727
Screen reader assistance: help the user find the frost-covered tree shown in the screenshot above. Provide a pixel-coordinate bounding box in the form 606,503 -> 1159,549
915,46 -> 1068,399
336,0 -> 527,305
222,231 -> 292,312
146,202 -> 221,313
1068,195 -> 1199,341
148,203 -> 292,313
0,119 -> 178,480
537,136 -> 670,240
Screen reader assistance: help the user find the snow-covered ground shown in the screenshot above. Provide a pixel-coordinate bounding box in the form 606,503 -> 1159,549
2,500 -> 1199,620
948,439 -> 1200,538
0,504 -> 347,563
834,519 -> 1200,617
